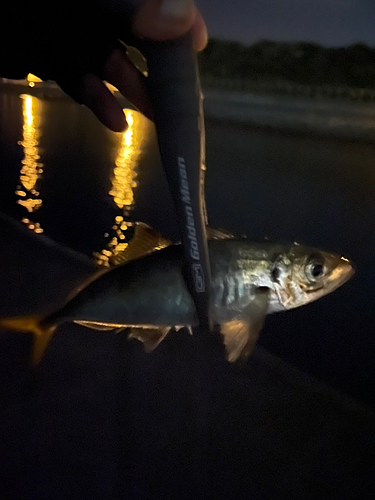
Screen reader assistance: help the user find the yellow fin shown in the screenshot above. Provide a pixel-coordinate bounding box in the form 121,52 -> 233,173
73,320 -> 124,331
127,327 -> 171,353
109,222 -> 171,266
0,315 -> 56,366
220,287 -> 270,363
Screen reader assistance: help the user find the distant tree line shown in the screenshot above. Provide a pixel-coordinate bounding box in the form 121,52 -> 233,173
199,39 -> 375,89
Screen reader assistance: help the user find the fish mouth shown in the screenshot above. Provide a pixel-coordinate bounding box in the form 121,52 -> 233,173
327,257 -> 355,293
339,257 -> 355,282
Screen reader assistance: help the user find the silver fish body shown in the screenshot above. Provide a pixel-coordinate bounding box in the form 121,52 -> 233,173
0,231 -> 353,365
45,239 -> 353,361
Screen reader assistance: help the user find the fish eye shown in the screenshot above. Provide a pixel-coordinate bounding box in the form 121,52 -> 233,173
311,263 -> 324,277
305,256 -> 326,282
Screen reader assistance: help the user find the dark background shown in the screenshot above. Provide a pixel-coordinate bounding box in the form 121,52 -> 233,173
198,0 -> 375,48
0,88 -> 374,499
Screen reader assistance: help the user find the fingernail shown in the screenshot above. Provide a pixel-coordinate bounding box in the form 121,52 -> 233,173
159,0 -> 195,21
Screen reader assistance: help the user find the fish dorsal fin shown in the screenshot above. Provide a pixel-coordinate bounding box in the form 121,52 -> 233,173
109,222 -> 171,266
220,287 -> 270,363
207,227 -> 235,240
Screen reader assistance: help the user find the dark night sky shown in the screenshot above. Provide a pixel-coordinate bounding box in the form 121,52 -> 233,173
198,0 -> 375,48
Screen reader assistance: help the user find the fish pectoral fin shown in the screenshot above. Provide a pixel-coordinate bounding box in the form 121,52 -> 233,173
73,320 -> 123,331
127,327 -> 171,353
109,222 -> 171,266
220,287 -> 270,363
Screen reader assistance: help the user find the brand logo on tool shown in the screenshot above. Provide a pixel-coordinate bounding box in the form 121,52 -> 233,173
192,263 -> 205,292
178,156 -> 205,293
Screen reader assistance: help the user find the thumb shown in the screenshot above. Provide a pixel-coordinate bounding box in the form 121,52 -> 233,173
132,0 -> 196,41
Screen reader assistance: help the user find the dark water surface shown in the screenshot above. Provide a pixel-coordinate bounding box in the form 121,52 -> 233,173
0,88 -> 374,499
1,89 -> 374,405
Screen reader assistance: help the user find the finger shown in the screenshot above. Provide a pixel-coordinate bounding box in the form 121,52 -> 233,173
104,48 -> 153,121
191,10 -> 208,51
77,73 -> 128,132
133,0 -> 196,41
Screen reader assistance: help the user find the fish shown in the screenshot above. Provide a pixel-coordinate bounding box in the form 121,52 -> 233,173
0,223 -> 354,365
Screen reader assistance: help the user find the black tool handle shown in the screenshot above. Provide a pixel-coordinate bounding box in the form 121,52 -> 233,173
142,33 -> 212,331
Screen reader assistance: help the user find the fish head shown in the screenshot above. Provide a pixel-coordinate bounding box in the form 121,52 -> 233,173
273,244 -> 354,311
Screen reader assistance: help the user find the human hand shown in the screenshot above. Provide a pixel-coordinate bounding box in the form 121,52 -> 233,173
0,0 -> 207,132
90,0 -> 208,131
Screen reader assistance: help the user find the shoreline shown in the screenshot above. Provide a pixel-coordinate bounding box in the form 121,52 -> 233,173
2,79 -> 375,142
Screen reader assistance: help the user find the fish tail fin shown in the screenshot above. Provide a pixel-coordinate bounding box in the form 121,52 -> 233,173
0,315 -> 57,366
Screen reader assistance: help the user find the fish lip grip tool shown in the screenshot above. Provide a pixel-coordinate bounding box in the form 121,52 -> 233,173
141,32 -> 213,332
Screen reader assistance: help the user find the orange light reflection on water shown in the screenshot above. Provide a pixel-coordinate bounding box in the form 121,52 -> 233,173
95,109 -> 151,266
17,94 -> 44,233
110,109 -> 151,210
15,100 -> 152,254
